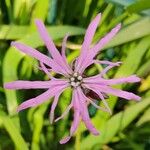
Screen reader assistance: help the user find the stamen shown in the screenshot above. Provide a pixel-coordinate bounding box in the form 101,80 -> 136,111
70,73 -> 83,88
77,76 -> 82,80
70,82 -> 76,87
73,72 -> 78,77
70,77 -> 75,81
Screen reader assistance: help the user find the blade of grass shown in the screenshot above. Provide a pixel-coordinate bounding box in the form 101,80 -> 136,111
104,17 -> 150,48
0,110 -> 28,150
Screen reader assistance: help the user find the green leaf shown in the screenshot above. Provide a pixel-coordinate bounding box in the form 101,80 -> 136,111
0,111 -> 28,150
81,97 -> 150,149
30,0 -> 49,31
104,17 -> 150,49
136,107 -> 150,126
115,36 -> 150,77
127,0 -> 150,14
0,25 -> 28,40
106,0 -> 135,7
0,25 -> 85,40
31,103 -> 48,150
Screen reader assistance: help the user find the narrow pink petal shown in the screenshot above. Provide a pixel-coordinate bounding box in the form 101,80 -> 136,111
105,75 -> 141,85
61,34 -> 69,61
100,65 -> 117,77
4,81 -> 52,89
80,59 -> 121,77
35,19 -> 60,58
85,96 -> 110,113
91,23 -> 121,53
40,62 -> 53,79
84,75 -> 141,85
59,90 -> 80,144
70,111 -> 80,135
94,60 -> 122,66
76,24 -> 121,73
59,136 -> 71,144
84,84 -> 112,114
35,19 -> 72,74
50,96 -> 59,124
85,83 -> 141,101
50,91 -> 63,124
77,88 -> 100,135
55,103 -> 73,122
70,89 -> 81,135
82,13 -> 101,52
4,79 -> 68,90
17,84 -> 68,111
75,13 -> 101,72
11,41 -> 68,75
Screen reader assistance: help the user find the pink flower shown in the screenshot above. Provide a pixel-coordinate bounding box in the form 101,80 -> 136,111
4,13 -> 141,144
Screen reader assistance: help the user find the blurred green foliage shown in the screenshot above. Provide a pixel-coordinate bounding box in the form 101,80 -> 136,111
0,0 -> 150,150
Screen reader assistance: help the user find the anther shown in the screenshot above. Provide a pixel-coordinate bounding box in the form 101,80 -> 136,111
70,77 -> 75,81
70,82 -> 76,87
73,72 -> 78,77
77,76 -> 82,80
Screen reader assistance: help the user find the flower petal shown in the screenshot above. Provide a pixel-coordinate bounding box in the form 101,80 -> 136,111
70,89 -> 81,135
85,83 -> 141,101
11,41 -> 53,67
59,136 -> 71,144
77,24 -> 121,73
84,75 -> 141,85
91,23 -> 121,53
77,88 -> 100,135
61,34 -> 69,62
75,13 -> 101,72
35,19 -> 72,74
17,84 -> 68,111
11,42 -> 67,75
50,88 -> 65,124
55,103 -> 73,122
4,79 -> 68,90
84,84 -> 112,114
40,62 -> 54,79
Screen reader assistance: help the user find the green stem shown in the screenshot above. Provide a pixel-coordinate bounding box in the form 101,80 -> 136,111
75,127 -> 81,150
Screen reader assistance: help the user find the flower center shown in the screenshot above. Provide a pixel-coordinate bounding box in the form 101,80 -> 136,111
69,72 -> 83,88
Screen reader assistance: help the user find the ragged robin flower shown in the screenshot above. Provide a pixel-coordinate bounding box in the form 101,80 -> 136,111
4,13 -> 141,144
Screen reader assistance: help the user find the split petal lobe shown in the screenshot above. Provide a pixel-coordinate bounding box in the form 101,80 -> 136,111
77,23 -> 121,73
84,85 -> 112,114
35,19 -> 61,59
62,34 -> 69,61
59,136 -> 71,144
35,19 -> 71,74
91,23 -> 121,53
40,62 -> 53,79
55,103 -> 73,122
50,93 -> 61,124
75,13 -> 101,71
81,13 -> 101,53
